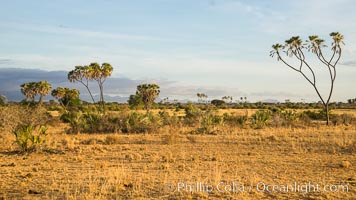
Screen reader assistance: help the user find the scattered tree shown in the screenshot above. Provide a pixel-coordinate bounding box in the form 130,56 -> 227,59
68,62 -> 113,113
347,98 -> 356,104
197,93 -> 208,103
136,84 -> 160,113
68,65 -> 96,103
211,99 -> 225,107
51,87 -> 80,110
270,32 -> 344,125
222,96 -> 233,103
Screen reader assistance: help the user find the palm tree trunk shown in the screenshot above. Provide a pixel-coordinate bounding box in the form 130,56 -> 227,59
326,104 -> 330,125
39,95 -> 43,105
99,83 -> 105,114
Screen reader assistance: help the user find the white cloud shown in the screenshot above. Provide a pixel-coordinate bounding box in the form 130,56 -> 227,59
209,0 -> 265,18
0,21 -> 166,42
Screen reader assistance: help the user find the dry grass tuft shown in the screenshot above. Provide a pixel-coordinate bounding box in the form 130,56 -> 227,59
341,161 -> 351,168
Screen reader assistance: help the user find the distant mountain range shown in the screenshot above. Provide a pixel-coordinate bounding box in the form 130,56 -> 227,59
0,68 -> 138,102
0,68 -> 282,103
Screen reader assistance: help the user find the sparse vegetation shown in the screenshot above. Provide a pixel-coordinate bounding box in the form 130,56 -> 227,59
1,32 -> 355,200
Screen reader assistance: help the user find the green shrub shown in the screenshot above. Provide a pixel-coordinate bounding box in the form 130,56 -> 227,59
122,112 -> 162,133
280,110 -> 299,126
236,115 -> 248,128
251,110 -> 272,129
60,111 -> 84,133
184,104 -> 202,126
222,112 -> 248,128
82,112 -> 101,132
190,108 -> 223,134
158,111 -> 181,127
13,123 -> 48,152
302,110 -> 326,120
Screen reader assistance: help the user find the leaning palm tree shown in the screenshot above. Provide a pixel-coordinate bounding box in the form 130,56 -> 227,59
68,65 -> 96,103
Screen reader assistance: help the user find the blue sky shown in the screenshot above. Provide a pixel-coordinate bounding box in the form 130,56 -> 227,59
0,0 -> 355,102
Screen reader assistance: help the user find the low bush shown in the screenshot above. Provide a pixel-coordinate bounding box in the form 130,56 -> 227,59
121,112 -> 162,134
13,123 -> 48,152
61,110 -> 164,134
0,105 -> 51,133
251,110 -> 272,129
302,110 -> 326,120
331,113 -> 355,125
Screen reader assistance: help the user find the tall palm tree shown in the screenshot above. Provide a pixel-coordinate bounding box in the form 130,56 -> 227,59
68,65 -> 96,103
270,32 -> 344,125
88,62 -> 113,113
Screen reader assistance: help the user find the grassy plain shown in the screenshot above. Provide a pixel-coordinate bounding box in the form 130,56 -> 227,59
0,109 -> 355,199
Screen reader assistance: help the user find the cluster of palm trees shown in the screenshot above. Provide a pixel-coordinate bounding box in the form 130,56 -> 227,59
196,93 -> 208,103
20,81 -> 52,105
348,98 -> 356,104
68,62 -> 113,108
18,62 -> 162,115
222,96 -> 233,103
20,62 -> 113,111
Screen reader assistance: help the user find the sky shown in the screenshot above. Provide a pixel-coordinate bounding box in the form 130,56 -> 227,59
0,0 -> 355,102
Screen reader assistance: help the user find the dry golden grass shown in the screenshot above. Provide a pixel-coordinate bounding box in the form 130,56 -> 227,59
1,123 -> 356,199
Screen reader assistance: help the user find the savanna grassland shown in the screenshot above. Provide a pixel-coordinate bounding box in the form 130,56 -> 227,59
0,104 -> 356,199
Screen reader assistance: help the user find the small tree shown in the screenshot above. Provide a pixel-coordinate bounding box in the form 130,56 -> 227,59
128,94 -> 144,110
37,81 -> 52,105
270,32 -> 344,125
136,84 -> 160,113
51,87 -> 80,110
211,99 -> 225,107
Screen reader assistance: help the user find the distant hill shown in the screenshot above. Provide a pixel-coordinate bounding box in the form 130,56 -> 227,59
0,68 -> 137,102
